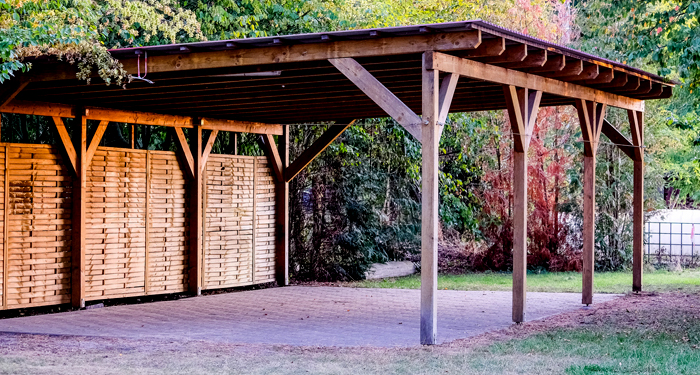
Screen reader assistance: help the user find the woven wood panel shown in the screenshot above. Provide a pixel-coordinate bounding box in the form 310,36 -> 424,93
86,148 -> 147,300
147,151 -> 188,294
254,158 -> 276,283
5,144 -> 72,308
204,155 -> 254,288
203,155 -> 277,288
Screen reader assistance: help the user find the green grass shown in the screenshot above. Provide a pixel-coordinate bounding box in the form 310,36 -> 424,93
350,269 -> 700,294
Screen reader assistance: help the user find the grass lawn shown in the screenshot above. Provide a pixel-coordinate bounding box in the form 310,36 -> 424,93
350,269 -> 700,294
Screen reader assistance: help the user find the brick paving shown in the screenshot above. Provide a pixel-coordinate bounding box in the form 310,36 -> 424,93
0,287 -> 619,347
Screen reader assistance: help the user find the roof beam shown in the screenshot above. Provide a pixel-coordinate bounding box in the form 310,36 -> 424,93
581,67 -> 614,85
34,30 -> 483,81
0,100 -> 282,134
329,57 -> 422,141
559,64 -> 599,82
425,51 -> 644,112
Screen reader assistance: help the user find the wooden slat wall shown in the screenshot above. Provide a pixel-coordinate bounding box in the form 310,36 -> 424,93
0,145 -> 275,309
147,151 -> 188,294
203,155 -> 255,288
255,158 -> 276,283
6,144 -> 72,308
86,148 -> 147,300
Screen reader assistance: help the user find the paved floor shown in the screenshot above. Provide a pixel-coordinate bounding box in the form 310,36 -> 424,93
0,287 -> 619,347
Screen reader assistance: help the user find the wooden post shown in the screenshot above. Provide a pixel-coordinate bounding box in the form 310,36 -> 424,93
582,154 -> 596,305
131,124 -> 135,149
2,146 -> 8,309
629,110 -> 644,292
420,55 -> 440,345
71,110 -> 87,308
576,100 -> 606,306
188,120 -> 203,295
276,127 -> 289,286
503,86 -> 541,323
144,152 -> 151,294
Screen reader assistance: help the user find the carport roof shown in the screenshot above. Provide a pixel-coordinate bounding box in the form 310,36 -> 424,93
12,20 -> 674,124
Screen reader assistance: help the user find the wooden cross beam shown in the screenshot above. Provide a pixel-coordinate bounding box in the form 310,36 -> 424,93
284,120 -> 356,182
329,58 -> 422,140
2,100 -> 283,135
261,133 -> 284,182
601,119 -> 635,160
330,58 -> 459,143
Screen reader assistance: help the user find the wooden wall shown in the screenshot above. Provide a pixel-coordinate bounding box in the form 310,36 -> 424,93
0,144 -> 277,310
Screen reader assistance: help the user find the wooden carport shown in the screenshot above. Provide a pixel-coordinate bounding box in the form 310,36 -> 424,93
0,20 -> 673,345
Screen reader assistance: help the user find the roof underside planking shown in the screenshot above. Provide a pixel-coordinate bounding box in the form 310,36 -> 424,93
13,20 -> 673,125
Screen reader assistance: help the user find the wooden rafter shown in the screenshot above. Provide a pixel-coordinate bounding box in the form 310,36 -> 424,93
504,49 -> 547,69
526,54 -> 565,73
462,37 -> 505,58
285,120 -> 356,182
561,64 -> 599,82
51,117 -> 77,175
329,58 -> 422,140
426,51 -> 644,112
480,43 -> 527,64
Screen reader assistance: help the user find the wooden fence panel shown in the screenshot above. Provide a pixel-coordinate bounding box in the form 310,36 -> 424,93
147,150 -> 188,294
85,148 -> 147,300
255,157 -> 276,283
0,143 -> 276,309
204,155 -> 255,288
6,144 -> 72,308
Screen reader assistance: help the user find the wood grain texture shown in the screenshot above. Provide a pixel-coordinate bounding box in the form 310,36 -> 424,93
420,58 -> 439,346
275,126 -> 289,286
330,58 -> 422,141
427,51 -> 645,112
284,121 -> 355,183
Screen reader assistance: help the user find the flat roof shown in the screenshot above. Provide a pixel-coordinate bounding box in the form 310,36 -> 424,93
18,20 -> 673,124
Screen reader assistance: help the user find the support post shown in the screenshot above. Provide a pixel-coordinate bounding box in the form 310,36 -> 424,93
275,126 -> 289,286
71,111 -> 87,308
629,110 -> 644,292
420,55 -> 440,346
188,119 -> 203,295
503,85 -> 541,323
576,100 -> 606,306
582,154 -> 596,305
